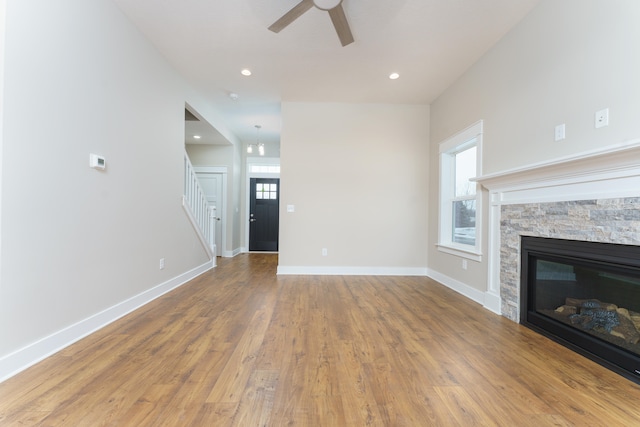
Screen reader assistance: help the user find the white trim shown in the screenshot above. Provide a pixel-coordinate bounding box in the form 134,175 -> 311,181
0,260 -> 214,383
426,268 -> 487,308
483,291 -> 502,315
247,156 -> 280,165
276,266 -> 428,276
475,138 -> 640,187
438,120 -> 483,259
488,173 -> 640,206
194,166 -> 228,174
223,247 -> 243,258
439,120 -> 484,153
435,244 -> 482,261
486,200 -> 502,311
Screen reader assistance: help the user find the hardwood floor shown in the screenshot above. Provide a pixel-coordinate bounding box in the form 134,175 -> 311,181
2,253 -> 640,426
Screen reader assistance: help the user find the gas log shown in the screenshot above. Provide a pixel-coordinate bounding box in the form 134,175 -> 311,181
554,298 -> 640,344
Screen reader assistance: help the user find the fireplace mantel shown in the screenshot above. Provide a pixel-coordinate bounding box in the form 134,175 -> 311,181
475,139 -> 640,204
474,139 -> 640,318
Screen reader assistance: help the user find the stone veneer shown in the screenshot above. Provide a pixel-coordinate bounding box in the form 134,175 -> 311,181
499,197 -> 640,322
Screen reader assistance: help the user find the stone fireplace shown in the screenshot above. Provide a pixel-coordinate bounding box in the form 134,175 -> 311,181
477,140 -> 640,379
500,197 -> 640,321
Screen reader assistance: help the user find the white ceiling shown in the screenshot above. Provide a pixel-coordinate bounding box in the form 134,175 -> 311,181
112,0 -> 541,148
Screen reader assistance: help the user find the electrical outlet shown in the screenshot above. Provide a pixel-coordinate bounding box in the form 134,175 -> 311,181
462,259 -> 468,270
595,108 -> 609,128
159,258 -> 165,270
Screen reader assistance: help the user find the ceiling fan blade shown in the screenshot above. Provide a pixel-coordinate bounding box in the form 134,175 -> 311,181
328,4 -> 354,46
268,0 -> 314,33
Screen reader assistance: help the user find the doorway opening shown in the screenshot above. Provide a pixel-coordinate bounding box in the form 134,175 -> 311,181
249,178 -> 279,251
245,159 -> 280,252
194,168 -> 227,256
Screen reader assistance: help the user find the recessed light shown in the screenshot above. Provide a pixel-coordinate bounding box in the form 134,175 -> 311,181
389,72 -> 400,80
193,135 -> 201,139
241,69 -> 252,76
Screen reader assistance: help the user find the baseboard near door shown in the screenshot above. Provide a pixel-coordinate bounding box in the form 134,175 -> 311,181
222,247 -> 243,257
0,259 -> 215,383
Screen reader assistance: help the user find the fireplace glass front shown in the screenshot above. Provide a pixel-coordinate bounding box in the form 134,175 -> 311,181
521,236 -> 640,383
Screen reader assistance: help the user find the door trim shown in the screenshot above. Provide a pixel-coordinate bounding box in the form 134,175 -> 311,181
194,166 -> 228,257
245,158 -> 280,252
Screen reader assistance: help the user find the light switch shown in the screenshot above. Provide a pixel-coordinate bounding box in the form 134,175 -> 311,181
554,124 -> 565,141
287,205 -> 295,213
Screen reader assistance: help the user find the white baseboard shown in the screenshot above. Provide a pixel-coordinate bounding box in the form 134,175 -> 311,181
483,291 -> 502,315
221,247 -> 243,258
276,265 -> 429,276
277,265 -> 499,315
0,259 -> 215,383
426,268 -> 486,307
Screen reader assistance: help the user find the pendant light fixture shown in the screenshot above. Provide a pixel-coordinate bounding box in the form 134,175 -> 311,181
247,125 -> 264,156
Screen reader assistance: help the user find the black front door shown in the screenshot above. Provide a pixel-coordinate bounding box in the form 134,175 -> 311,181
249,178 -> 280,251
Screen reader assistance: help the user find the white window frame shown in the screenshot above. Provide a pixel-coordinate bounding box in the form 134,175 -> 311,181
437,120 -> 483,261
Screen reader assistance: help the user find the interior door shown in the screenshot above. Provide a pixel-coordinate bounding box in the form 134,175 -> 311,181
249,178 -> 280,251
195,172 -> 223,255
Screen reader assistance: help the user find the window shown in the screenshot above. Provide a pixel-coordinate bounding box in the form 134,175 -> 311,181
250,165 -> 280,174
438,120 -> 483,260
256,183 -> 278,200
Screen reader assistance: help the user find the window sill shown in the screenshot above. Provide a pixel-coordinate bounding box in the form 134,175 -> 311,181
436,244 -> 483,262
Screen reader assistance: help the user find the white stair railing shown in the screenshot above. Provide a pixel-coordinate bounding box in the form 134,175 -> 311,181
183,153 -> 215,259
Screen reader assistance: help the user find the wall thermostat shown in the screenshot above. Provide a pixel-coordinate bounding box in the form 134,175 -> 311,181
90,153 -> 106,170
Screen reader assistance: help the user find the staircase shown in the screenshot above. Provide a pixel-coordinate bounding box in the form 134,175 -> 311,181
183,153 -> 216,262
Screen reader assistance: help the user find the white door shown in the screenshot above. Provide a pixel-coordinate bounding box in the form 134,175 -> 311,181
196,173 -> 224,256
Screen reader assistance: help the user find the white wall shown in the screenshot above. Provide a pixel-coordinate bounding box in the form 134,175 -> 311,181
278,102 -> 429,274
0,0 -> 217,378
0,0 -> 6,316
428,0 -> 640,295
187,144 -> 234,166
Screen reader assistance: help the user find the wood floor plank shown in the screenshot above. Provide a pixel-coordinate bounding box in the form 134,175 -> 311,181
432,385 -> 499,426
114,384 -> 177,427
191,402 -> 236,427
333,341 -> 384,426
205,305 -> 274,404
232,369 -> 279,427
2,253 -> 640,426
